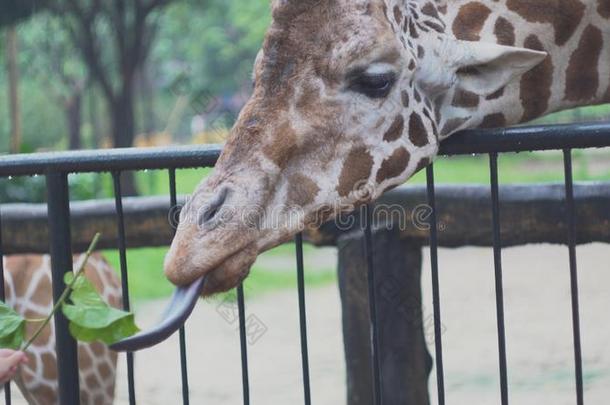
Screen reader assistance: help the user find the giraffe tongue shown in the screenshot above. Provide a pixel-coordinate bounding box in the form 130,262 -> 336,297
109,276 -> 206,352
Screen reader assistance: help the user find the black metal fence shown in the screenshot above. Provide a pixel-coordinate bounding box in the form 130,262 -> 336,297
1,121 -> 609,405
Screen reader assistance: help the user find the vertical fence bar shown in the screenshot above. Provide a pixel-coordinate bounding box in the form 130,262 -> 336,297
168,169 -> 191,405
45,172 -> 80,404
237,285 -> 251,405
112,172 -> 136,405
363,204 -> 382,405
295,233 -> 312,405
426,165 -> 446,405
489,153 -> 509,405
563,149 -> 585,405
0,207 -> 11,405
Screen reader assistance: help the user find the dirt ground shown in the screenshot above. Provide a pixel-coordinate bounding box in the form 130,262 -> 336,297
9,244 -> 610,404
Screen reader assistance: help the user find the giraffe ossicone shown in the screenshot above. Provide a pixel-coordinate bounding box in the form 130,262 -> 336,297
165,0 -> 610,295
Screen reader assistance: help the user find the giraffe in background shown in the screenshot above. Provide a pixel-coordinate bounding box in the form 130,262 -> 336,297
164,0 -> 609,294
2,253 -> 121,405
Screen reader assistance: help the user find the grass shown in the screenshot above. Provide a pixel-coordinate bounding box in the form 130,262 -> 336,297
102,243 -> 337,302
92,145 -> 610,302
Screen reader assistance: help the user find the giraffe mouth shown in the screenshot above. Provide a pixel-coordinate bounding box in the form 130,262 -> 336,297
110,276 -> 207,352
164,215 -> 260,296
112,240 -> 257,352
198,242 -> 258,296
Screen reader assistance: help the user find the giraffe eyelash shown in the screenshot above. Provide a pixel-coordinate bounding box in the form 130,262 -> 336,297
347,71 -> 397,99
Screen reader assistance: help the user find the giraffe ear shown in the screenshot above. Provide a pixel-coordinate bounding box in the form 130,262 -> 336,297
451,40 -> 547,96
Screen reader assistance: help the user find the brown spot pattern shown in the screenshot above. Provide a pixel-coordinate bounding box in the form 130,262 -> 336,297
401,90 -> 410,107
383,115 -> 405,142
565,25 -> 603,101
263,121 -> 298,167
80,347 -> 93,369
415,157 -> 431,174
41,352 -> 57,380
337,147 -> 374,197
30,274 -> 51,307
441,117 -> 469,137
408,113 -> 430,147
85,374 -> 100,390
393,5 -> 403,23
480,113 -> 507,128
91,341 -> 106,356
413,89 -> 422,103
296,83 -> 320,116
452,2 -> 492,41
99,362 -> 113,381
421,3 -> 440,19
506,0 -> 586,46
486,87 -> 505,100
424,20 -> 445,33
599,0 -> 610,18
494,17 -> 516,46
376,147 -> 411,182
409,20 -> 419,38
287,173 -> 320,207
35,386 -> 57,405
452,89 -> 480,108
520,35 -> 553,122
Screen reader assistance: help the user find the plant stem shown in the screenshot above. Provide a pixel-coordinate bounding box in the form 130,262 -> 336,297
22,233 -> 101,351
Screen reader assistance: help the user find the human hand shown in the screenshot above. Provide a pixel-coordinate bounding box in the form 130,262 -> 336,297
0,349 -> 28,385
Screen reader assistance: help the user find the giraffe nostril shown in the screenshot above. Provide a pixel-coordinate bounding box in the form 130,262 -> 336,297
199,187 -> 230,227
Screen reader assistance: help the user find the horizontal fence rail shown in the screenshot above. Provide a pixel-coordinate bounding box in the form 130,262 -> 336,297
0,145 -> 222,176
439,122 -> 610,155
1,182 -> 610,253
0,121 -> 609,405
0,122 -> 608,176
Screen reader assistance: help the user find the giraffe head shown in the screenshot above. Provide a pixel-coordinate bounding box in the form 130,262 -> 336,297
165,0 -> 546,294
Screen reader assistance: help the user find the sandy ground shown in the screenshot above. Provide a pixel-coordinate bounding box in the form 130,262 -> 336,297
9,244 -> 610,404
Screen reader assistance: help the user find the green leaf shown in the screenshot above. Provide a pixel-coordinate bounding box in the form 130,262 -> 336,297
62,273 -> 140,345
0,301 -> 26,350
67,315 -> 140,346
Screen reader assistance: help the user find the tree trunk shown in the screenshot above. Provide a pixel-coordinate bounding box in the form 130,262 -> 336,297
88,88 -> 102,148
111,88 -> 138,196
66,93 -> 82,150
338,229 -> 432,405
112,90 -> 136,148
6,26 -> 21,154
139,63 -> 156,136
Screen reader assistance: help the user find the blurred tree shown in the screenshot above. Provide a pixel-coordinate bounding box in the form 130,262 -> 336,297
152,0 -> 270,124
0,0 -> 48,27
5,26 -> 21,153
21,15 -> 88,149
1,0 -> 48,153
138,62 -> 157,136
41,0 -> 175,194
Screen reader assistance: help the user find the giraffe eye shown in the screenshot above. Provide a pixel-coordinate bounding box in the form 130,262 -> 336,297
349,71 -> 397,99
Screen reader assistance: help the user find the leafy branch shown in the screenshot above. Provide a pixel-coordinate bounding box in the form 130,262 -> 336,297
0,233 -> 139,351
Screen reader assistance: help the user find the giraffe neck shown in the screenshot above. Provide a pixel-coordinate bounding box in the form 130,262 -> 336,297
420,0 -> 610,134
3,254 -> 121,405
